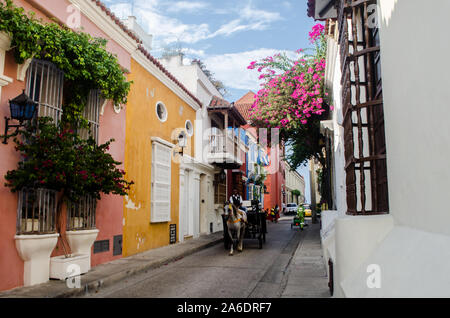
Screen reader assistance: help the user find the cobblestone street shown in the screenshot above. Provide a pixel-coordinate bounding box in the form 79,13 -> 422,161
79,218 -> 329,298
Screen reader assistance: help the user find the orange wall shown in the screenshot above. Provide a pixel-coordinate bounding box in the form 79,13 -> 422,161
123,57 -> 197,257
264,145 -> 285,211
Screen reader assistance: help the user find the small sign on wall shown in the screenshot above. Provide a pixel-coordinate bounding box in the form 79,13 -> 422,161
170,224 -> 177,244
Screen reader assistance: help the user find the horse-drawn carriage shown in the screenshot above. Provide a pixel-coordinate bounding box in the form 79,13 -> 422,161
222,200 -> 267,254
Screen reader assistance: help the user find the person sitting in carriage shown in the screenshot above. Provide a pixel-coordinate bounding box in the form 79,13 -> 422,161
225,189 -> 247,224
229,188 -> 247,212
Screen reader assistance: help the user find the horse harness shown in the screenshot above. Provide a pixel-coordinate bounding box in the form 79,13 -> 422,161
226,204 -> 245,224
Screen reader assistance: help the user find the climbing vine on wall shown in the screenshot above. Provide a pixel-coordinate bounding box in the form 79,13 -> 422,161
0,0 -> 134,199
0,0 -> 131,125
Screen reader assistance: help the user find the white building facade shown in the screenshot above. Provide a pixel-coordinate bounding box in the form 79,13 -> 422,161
313,0 -> 450,297
159,55 -> 227,240
285,163 -> 305,205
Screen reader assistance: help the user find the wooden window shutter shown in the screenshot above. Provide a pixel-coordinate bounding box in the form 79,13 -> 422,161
151,140 -> 172,223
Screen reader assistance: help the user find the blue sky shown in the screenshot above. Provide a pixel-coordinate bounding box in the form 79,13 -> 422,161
103,0 -> 315,201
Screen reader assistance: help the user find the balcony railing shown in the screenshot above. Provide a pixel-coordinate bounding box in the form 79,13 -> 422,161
207,128 -> 244,167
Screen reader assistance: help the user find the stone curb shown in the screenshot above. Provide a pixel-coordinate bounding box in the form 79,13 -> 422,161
73,236 -> 224,298
0,233 -> 223,298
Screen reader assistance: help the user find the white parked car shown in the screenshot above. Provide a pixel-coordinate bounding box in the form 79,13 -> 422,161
284,203 -> 298,215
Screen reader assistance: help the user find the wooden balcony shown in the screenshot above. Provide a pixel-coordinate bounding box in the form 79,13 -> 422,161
207,96 -> 247,169
207,128 -> 244,169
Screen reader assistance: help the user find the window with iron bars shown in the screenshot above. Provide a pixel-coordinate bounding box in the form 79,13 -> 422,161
67,194 -> 97,231
26,59 -> 64,124
16,60 -> 65,234
17,60 -> 100,233
68,90 -> 101,229
338,0 -> 389,215
78,89 -> 101,144
16,188 -> 58,235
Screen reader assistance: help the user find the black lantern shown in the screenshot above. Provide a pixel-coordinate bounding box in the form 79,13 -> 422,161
177,131 -> 187,156
246,172 -> 255,185
3,90 -> 37,144
219,169 -> 226,183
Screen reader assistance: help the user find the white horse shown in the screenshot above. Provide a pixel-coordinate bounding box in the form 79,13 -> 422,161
225,203 -> 247,256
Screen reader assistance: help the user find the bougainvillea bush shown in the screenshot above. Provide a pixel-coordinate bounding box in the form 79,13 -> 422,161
5,117 -> 133,202
248,23 -> 329,131
247,23 -> 331,167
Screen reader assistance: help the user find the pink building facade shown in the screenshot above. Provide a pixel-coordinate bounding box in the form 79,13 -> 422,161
0,0 -> 137,291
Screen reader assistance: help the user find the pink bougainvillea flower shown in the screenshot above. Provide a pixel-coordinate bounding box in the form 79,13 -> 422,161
309,23 -> 325,43
246,23 -> 327,130
247,61 -> 257,69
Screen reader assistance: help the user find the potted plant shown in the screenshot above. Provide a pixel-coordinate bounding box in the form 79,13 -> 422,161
4,117 -> 133,280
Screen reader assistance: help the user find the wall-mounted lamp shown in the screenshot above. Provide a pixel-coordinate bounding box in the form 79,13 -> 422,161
177,131 -> 187,156
3,90 -> 37,144
219,169 -> 226,183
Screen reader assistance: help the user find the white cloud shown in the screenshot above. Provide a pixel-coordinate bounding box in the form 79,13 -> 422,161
110,1 -> 210,47
282,1 -> 292,9
240,2 -> 281,25
210,2 -> 282,38
166,1 -> 209,13
108,0 -> 282,48
182,48 -> 206,58
211,19 -> 249,37
203,49 -> 297,91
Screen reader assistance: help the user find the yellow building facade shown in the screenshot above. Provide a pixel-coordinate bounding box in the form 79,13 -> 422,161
123,53 -> 201,257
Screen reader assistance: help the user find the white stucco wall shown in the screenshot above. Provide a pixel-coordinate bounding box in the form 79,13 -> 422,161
324,33 -> 347,214
324,0 -> 450,298
285,163 -> 305,203
379,0 -> 450,235
160,55 -> 222,164
160,55 -> 224,236
340,225 -> 450,297
334,214 -> 394,297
